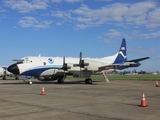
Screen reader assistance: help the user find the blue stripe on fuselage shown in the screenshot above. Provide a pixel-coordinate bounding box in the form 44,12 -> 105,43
21,65 -> 62,77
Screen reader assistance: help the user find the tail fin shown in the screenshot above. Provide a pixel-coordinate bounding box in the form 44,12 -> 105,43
113,38 -> 127,64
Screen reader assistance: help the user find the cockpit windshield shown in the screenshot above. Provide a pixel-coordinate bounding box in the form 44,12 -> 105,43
23,57 -> 30,63
16,57 -> 30,64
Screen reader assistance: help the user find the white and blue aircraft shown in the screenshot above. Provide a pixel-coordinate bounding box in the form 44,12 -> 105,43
8,38 -> 149,84
0,66 -> 11,80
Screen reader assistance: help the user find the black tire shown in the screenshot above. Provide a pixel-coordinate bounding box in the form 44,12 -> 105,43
58,78 -> 64,83
85,78 -> 92,84
88,79 -> 92,84
85,79 -> 88,84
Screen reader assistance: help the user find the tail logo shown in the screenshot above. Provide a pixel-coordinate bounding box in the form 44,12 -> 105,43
119,51 -> 127,59
121,47 -> 125,50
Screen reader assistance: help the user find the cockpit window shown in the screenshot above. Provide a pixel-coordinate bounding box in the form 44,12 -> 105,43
20,57 -> 32,63
15,57 -> 32,64
24,58 -> 29,63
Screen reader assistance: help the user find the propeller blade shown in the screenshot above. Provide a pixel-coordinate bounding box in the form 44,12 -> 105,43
73,52 -> 89,78
63,56 -> 65,64
80,52 -> 82,61
80,52 -> 82,78
61,56 -> 71,71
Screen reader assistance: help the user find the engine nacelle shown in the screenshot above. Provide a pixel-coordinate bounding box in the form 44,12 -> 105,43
40,69 -> 66,76
0,68 -> 4,77
37,76 -> 58,81
72,70 -> 92,78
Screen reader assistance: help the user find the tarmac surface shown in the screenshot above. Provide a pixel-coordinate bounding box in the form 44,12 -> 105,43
0,79 -> 160,120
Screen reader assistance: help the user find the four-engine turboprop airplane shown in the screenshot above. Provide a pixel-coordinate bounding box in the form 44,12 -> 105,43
8,38 -> 149,84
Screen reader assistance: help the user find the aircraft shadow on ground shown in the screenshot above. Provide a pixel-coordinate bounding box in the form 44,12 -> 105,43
0,79 -> 102,85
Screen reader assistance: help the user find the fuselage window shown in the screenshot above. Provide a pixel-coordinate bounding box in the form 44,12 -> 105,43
44,62 -> 46,65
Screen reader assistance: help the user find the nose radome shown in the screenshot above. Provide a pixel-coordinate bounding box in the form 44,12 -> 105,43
8,64 -> 20,75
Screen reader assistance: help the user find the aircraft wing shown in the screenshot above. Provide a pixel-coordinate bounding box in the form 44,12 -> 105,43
99,64 -> 125,70
99,57 -> 150,70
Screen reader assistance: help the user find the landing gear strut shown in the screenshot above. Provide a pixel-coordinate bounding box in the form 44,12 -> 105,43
2,76 -> 6,80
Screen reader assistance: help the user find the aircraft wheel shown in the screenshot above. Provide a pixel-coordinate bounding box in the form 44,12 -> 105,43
85,79 -> 88,84
57,78 -> 64,83
88,79 -> 92,84
85,78 -> 92,84
3,77 -> 6,80
28,80 -> 32,85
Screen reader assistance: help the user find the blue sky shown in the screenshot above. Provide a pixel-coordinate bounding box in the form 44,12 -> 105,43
0,0 -> 160,72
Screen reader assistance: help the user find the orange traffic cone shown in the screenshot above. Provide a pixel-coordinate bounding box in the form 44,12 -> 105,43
155,81 -> 159,87
41,87 -> 46,95
141,92 -> 147,107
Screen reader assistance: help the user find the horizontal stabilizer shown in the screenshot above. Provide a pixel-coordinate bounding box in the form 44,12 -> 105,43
99,57 -> 150,70
126,57 -> 150,62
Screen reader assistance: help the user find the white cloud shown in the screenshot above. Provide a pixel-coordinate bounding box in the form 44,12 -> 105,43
52,11 -> 66,18
51,0 -> 82,3
70,3 -> 127,27
95,0 -> 112,1
126,1 -> 155,17
139,30 -> 160,39
50,1 -> 158,30
51,10 -> 72,23
103,29 -> 160,41
98,29 -> 125,43
4,0 -> 160,35
56,22 -> 63,26
64,0 -> 83,3
5,0 -> 49,13
75,24 -> 87,29
104,29 -> 122,38
146,8 -> 160,28
19,16 -> 52,28
52,0 -> 62,3
0,7 -> 6,12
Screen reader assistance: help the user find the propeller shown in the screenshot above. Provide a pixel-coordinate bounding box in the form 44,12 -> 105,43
61,56 -> 71,71
73,52 -> 89,78
61,56 -> 71,78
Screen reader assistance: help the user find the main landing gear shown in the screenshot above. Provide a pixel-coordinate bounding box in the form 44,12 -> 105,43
57,77 -> 65,83
57,77 -> 92,84
28,79 -> 33,85
2,75 -> 6,80
85,78 -> 92,84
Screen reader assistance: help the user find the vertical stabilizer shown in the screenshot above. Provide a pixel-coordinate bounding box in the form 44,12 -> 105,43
113,38 -> 127,64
